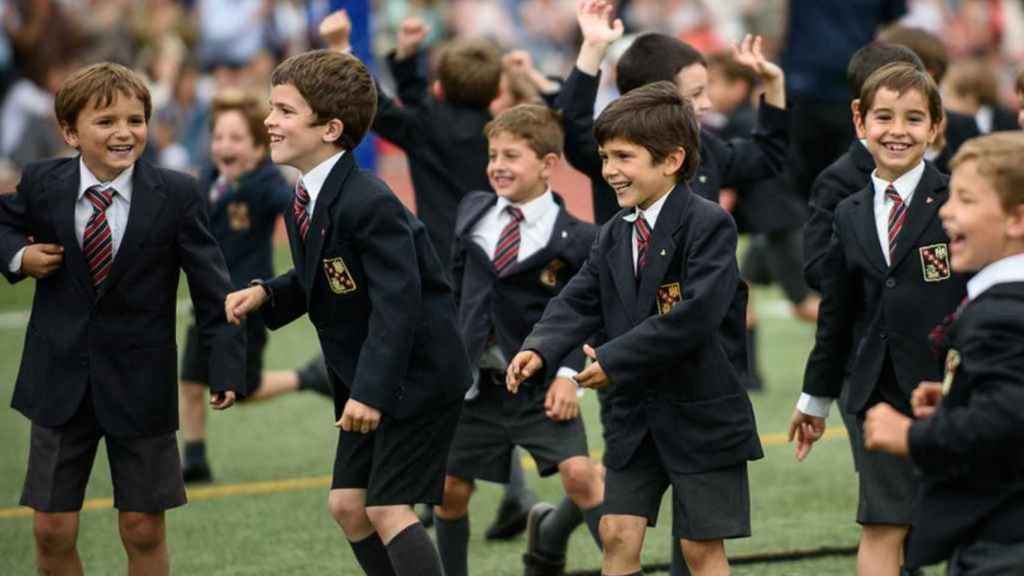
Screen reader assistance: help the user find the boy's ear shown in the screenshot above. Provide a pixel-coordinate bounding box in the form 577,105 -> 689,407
1006,204 -> 1024,241
540,152 -> 560,176
661,147 -> 685,177
851,99 -> 868,139
60,122 -> 80,149
322,119 -> 345,144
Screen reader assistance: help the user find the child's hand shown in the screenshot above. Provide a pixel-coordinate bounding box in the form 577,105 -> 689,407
575,0 -> 623,75
788,409 -> 826,462
210,391 -> 236,410
319,10 -> 352,53
864,403 -> 911,458
507,350 -> 544,394
225,286 -> 267,325
395,17 -> 430,61
911,381 -> 944,419
545,378 -> 580,421
574,344 -> 609,390
337,398 -> 381,434
731,34 -> 785,109
20,243 -> 63,278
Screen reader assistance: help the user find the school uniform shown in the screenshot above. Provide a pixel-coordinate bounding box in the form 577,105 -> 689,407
521,183 -> 763,539
904,259 -> 1024,572
0,156 -> 245,513
932,110 -> 982,175
447,190 -> 598,482
557,66 -> 788,224
180,159 -> 291,392
258,151 -> 472,506
372,50 -> 493,269
800,161 -> 967,524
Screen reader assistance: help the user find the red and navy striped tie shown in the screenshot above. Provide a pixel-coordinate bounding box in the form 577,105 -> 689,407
635,214 -> 651,276
493,206 -> 524,276
83,186 -> 115,288
886,184 -> 907,262
293,179 -> 311,241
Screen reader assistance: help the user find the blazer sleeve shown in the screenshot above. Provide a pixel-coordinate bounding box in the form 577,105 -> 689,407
176,178 -> 247,395
388,50 -> 430,109
595,209 -> 739,384
0,167 -> 34,284
372,79 -> 426,152
803,170 -> 845,292
262,267 -> 307,329
801,214 -> 855,398
557,67 -> 604,182
908,308 -> 1024,479
348,193 -> 423,413
704,98 -> 788,190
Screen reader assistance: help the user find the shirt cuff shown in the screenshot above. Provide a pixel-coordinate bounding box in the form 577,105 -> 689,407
9,246 -> 26,273
796,393 -> 832,419
556,366 -> 579,380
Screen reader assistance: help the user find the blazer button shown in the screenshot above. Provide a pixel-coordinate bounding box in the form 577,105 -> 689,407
885,278 -> 896,288
880,331 -> 888,340
79,355 -> 89,367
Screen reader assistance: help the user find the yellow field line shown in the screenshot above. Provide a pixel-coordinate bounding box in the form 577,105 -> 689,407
0,427 -> 847,520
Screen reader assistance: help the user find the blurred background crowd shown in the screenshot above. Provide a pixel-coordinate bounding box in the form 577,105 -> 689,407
0,0 -> 1021,202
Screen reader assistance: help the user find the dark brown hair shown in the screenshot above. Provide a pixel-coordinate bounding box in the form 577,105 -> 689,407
950,132 -> 1024,210
594,81 -> 701,181
437,38 -> 502,109
271,50 -> 377,151
209,88 -> 269,149
485,104 -> 563,157
859,62 -> 944,126
616,33 -> 705,95
877,25 -> 948,83
945,59 -> 1000,107
55,62 -> 152,129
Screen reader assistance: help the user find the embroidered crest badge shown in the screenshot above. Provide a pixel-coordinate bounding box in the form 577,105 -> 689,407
539,259 -> 565,288
942,348 -> 960,395
323,257 -> 357,294
227,202 -> 251,231
919,243 -> 951,282
656,282 -> 682,315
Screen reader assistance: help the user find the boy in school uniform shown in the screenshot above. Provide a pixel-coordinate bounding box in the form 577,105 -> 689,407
435,103 -> 605,576
508,81 -> 763,576
863,131 -> 1024,575
0,62 -> 245,575
790,63 -> 968,576
224,50 -> 470,576
179,89 -> 292,483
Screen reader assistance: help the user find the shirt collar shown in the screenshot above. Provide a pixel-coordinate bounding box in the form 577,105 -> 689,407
299,149 -> 346,199
871,160 -> 925,205
967,253 -> 1024,301
495,189 -> 556,225
622,186 -> 672,228
78,157 -> 134,202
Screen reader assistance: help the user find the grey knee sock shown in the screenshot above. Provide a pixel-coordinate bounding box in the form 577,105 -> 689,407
581,503 -> 604,550
385,523 -> 444,576
536,496 -> 584,558
503,448 -> 533,503
433,514 -> 469,576
349,532 -> 398,576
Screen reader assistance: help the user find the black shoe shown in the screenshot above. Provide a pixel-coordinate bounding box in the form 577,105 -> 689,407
522,503 -> 565,576
485,496 -> 533,540
182,463 -> 213,484
416,503 -> 434,528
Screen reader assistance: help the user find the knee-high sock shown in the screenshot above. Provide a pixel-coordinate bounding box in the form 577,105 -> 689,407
503,448 -> 533,503
581,503 -> 604,550
349,532 -> 398,576
385,523 -> 444,576
536,496 -> 584,559
434,514 -> 469,576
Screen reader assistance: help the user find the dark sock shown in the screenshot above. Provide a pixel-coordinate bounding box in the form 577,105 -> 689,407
183,441 -> 207,469
385,523 -> 444,576
349,532 -> 398,576
503,449 -> 533,504
536,496 -> 583,559
670,538 -> 692,576
434,514 -> 469,576
581,503 -> 604,550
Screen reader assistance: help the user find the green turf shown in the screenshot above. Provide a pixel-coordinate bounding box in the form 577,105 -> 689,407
0,255 -> 945,575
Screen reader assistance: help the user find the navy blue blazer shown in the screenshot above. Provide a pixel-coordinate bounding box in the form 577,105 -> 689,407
802,163 -> 967,414
0,157 -> 245,437
522,184 -> 762,472
260,153 -> 472,419
906,282 -> 1024,567
452,191 -> 598,382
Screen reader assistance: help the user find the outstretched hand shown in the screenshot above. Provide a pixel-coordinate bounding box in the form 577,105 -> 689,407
319,10 -> 352,53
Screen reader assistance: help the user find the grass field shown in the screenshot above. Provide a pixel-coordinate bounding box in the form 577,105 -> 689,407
0,248 -> 943,575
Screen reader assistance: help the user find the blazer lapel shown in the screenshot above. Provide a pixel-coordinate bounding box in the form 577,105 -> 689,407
849,187 -> 888,275
48,161 -> 94,301
606,218 -> 638,324
99,161 -> 166,299
303,154 -> 355,295
636,186 -> 688,319
890,165 -> 946,270
506,194 -> 573,275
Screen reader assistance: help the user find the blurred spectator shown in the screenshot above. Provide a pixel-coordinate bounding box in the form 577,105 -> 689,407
943,57 -> 1020,133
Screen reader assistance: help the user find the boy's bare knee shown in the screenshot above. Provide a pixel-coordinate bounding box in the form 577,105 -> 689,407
599,515 -> 644,559
118,512 -> 165,553
559,458 -> 599,504
328,490 -> 368,529
436,475 -> 473,519
33,513 -> 78,554
680,538 -> 727,574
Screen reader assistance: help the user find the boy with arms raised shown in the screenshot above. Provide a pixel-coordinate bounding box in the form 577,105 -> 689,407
790,63 -> 967,576
509,82 -> 762,576
225,50 -> 470,576
0,62 -> 244,575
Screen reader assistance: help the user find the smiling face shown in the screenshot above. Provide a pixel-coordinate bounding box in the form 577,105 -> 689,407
941,158 -> 1024,272
62,91 -> 147,182
674,63 -> 713,119
599,137 -> 683,210
211,110 -> 265,182
486,131 -> 555,204
265,83 -> 341,174
858,87 -> 939,181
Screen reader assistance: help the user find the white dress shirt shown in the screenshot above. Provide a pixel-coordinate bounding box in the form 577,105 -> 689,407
967,253 -> 1024,301
297,150 -> 346,217
622,186 -> 673,273
9,159 -> 134,273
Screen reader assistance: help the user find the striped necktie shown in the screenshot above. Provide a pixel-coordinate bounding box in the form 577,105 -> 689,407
635,214 -> 651,276
493,206 -> 524,276
886,184 -> 908,262
293,179 -> 311,241
83,186 -> 116,288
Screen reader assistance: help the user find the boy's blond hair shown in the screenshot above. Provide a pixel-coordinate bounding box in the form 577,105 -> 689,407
950,132 -> 1024,210
484,104 -> 563,158
944,59 -> 1000,108
437,38 -> 502,109
210,89 -> 270,149
55,62 -> 152,129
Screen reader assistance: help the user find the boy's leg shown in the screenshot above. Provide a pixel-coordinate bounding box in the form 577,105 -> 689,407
329,488 -> 396,576
857,524 -> 908,576
556,456 -> 604,546
671,463 -> 751,576
433,475 -> 474,576
367,505 -> 444,576
253,354 -> 333,402
179,381 -> 211,482
33,512 -> 84,575
679,539 -> 728,576
600,515 -> 648,574
486,448 -> 536,540
118,511 -> 169,576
